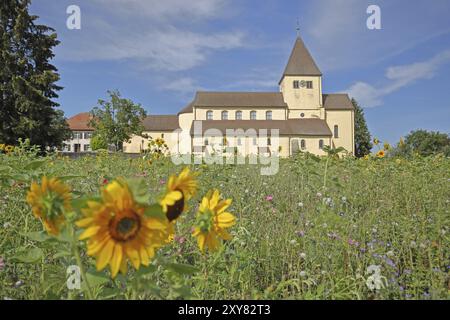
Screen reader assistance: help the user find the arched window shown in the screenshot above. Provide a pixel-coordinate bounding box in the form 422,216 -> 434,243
266,111 -> 272,120
221,111 -> 228,120
206,110 -> 213,120
334,125 -> 339,138
250,111 -> 257,120
236,111 -> 242,120
319,139 -> 324,149
301,139 -> 306,150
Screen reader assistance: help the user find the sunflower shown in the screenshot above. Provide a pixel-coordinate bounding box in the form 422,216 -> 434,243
5,145 -> 14,153
76,179 -> 170,278
376,150 -> 386,158
373,138 -> 380,146
26,177 -> 72,235
160,167 -> 198,222
192,189 -> 236,253
0,144 -> 5,151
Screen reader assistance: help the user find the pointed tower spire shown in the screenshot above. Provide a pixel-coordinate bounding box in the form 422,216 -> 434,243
279,35 -> 322,84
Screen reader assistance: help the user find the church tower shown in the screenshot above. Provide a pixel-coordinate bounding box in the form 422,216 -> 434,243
279,36 -> 324,119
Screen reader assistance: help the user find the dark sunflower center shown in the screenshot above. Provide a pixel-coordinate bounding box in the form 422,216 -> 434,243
109,210 -> 141,242
166,191 -> 185,222
117,217 -> 136,234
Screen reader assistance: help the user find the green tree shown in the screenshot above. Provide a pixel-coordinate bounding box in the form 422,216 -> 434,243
396,130 -> 450,157
89,90 -> 147,151
90,135 -> 108,151
0,0 -> 70,148
352,98 -> 372,157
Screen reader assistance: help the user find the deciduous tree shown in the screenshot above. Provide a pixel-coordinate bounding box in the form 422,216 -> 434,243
89,90 -> 147,151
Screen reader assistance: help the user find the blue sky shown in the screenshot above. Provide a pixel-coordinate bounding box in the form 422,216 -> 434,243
30,0 -> 450,144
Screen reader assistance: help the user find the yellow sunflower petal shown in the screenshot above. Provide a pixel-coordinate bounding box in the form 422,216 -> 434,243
216,212 -> 236,228
110,244 -> 123,278
96,240 -> 115,271
216,198 -> 232,213
125,246 -> 141,270
140,246 -> 150,266
79,226 -> 101,240
119,258 -> 128,275
197,233 -> 207,252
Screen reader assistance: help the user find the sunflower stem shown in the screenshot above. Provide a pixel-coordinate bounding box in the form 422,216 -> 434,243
70,225 -> 94,300
323,156 -> 330,189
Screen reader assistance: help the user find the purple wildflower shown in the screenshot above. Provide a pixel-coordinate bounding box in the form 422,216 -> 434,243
348,239 -> 359,247
385,258 -> 396,268
295,230 -> 305,237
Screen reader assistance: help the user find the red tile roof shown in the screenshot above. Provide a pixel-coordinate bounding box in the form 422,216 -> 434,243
67,112 -> 93,131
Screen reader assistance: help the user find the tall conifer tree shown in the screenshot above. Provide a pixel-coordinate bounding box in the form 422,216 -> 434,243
0,0 -> 70,148
352,98 -> 372,157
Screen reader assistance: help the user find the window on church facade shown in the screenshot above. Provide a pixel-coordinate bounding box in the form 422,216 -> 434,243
301,139 -> 306,150
266,111 -> 272,120
293,80 -> 299,89
334,125 -> 339,138
319,139 -> 324,149
222,111 -> 228,120
236,111 -> 242,120
207,111 -> 213,120
306,81 -> 313,89
250,111 -> 257,120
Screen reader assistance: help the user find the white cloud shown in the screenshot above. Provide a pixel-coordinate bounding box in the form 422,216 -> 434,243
160,77 -> 204,94
347,50 -> 450,107
58,0 -> 245,71
91,0 -> 227,21
305,0 -> 450,72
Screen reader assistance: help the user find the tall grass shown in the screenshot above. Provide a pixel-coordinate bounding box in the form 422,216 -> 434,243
0,152 -> 448,299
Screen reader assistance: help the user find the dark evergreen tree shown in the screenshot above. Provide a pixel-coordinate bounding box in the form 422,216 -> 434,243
0,0 -> 70,148
352,98 -> 372,157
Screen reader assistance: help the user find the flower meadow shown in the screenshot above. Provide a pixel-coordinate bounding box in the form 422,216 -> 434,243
0,145 -> 449,300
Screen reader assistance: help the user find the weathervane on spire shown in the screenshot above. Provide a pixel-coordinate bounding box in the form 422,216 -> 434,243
296,18 -> 300,37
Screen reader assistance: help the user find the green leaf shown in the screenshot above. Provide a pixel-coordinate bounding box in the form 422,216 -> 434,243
0,166 -> 12,173
12,247 -> 44,263
55,228 -> 73,243
126,178 -> 150,205
53,250 -> 72,259
144,204 -> 166,219
135,264 -> 157,277
86,269 -> 110,287
24,159 -> 47,171
24,231 -> 51,242
167,263 -> 199,275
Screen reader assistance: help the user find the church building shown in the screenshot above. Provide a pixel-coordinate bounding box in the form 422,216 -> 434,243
124,35 -> 355,157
